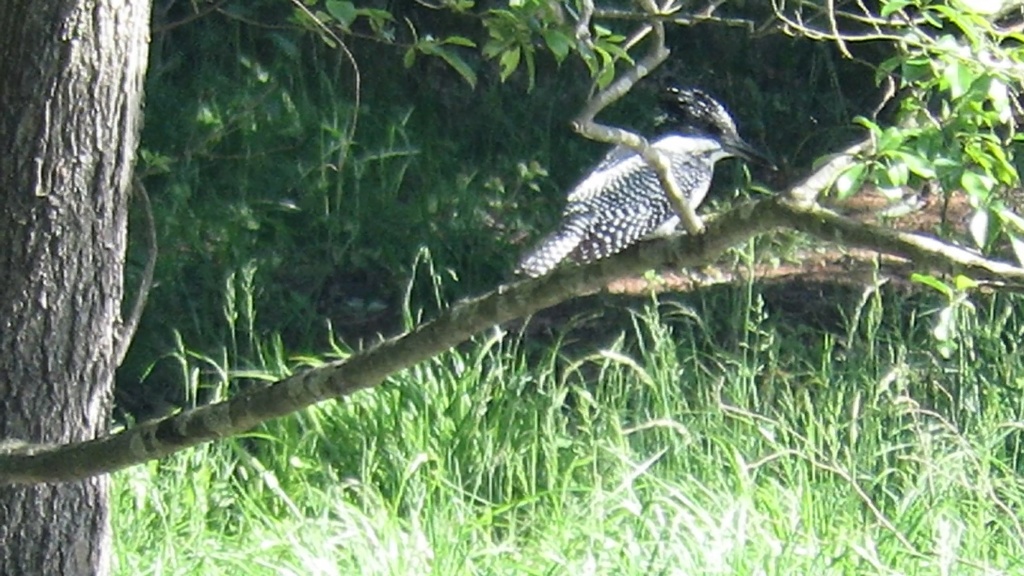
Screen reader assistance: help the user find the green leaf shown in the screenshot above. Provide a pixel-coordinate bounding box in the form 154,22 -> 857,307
498,47 -> 521,80
911,273 -> 954,298
834,163 -> 867,199
877,127 -> 905,153
893,151 -> 936,179
443,35 -> 476,48
355,8 -> 394,36
1009,232 -> 1024,266
596,39 -> 633,64
900,58 -> 932,84
356,8 -> 394,22
403,47 -> 416,68
885,158 -> 909,187
960,170 -> 994,200
541,28 -> 573,63
997,204 -> 1024,232
954,274 -> 979,291
875,55 -> 903,84
325,0 -> 357,29
853,116 -> 882,134
481,38 -> 505,59
931,4 -> 985,36
430,45 -> 477,89
881,0 -> 914,17
988,78 -> 1012,124
596,62 -> 615,89
594,47 -> 616,89
980,140 -> 1018,184
942,59 -> 976,99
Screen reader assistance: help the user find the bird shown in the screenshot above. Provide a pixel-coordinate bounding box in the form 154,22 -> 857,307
515,87 -> 772,278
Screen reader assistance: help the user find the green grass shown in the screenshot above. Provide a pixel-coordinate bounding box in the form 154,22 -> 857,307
111,277 -> 1024,575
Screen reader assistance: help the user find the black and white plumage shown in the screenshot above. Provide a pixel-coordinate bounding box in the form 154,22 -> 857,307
516,87 -> 771,278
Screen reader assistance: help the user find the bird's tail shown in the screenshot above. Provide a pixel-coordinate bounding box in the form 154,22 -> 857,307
515,226 -> 585,278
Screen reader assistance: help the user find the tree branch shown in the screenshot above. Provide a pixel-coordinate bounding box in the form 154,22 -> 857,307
592,4 -> 755,31
575,0 -> 595,49
114,177 -> 157,367
3,146 -> 1024,484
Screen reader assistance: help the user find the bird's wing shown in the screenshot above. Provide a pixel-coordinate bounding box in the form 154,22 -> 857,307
569,198 -> 668,264
566,149 -> 715,264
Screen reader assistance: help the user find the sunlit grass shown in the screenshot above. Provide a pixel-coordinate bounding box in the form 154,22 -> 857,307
112,273 -> 1024,575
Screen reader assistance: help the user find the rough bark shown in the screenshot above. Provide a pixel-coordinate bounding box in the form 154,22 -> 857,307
0,1 -> 150,574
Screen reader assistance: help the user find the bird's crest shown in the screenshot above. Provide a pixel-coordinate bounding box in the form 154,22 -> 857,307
657,87 -> 740,141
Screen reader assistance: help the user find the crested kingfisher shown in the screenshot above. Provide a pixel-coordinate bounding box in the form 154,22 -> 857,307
516,87 -> 772,278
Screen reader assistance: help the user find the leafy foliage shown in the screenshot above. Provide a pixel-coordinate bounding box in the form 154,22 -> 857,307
839,1 -> 1023,245
812,0 -> 1024,357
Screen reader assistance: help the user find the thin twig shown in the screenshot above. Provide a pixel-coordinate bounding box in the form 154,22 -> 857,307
576,0 -> 595,50
288,0 -> 361,178
827,0 -> 853,58
114,177 -> 157,367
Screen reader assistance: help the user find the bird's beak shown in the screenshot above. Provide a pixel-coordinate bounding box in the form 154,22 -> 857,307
724,136 -> 776,170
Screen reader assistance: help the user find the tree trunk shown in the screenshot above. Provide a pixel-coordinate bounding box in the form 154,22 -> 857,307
0,1 -> 149,574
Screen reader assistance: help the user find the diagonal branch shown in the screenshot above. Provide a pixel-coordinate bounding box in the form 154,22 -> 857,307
3,142 -> 1024,484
